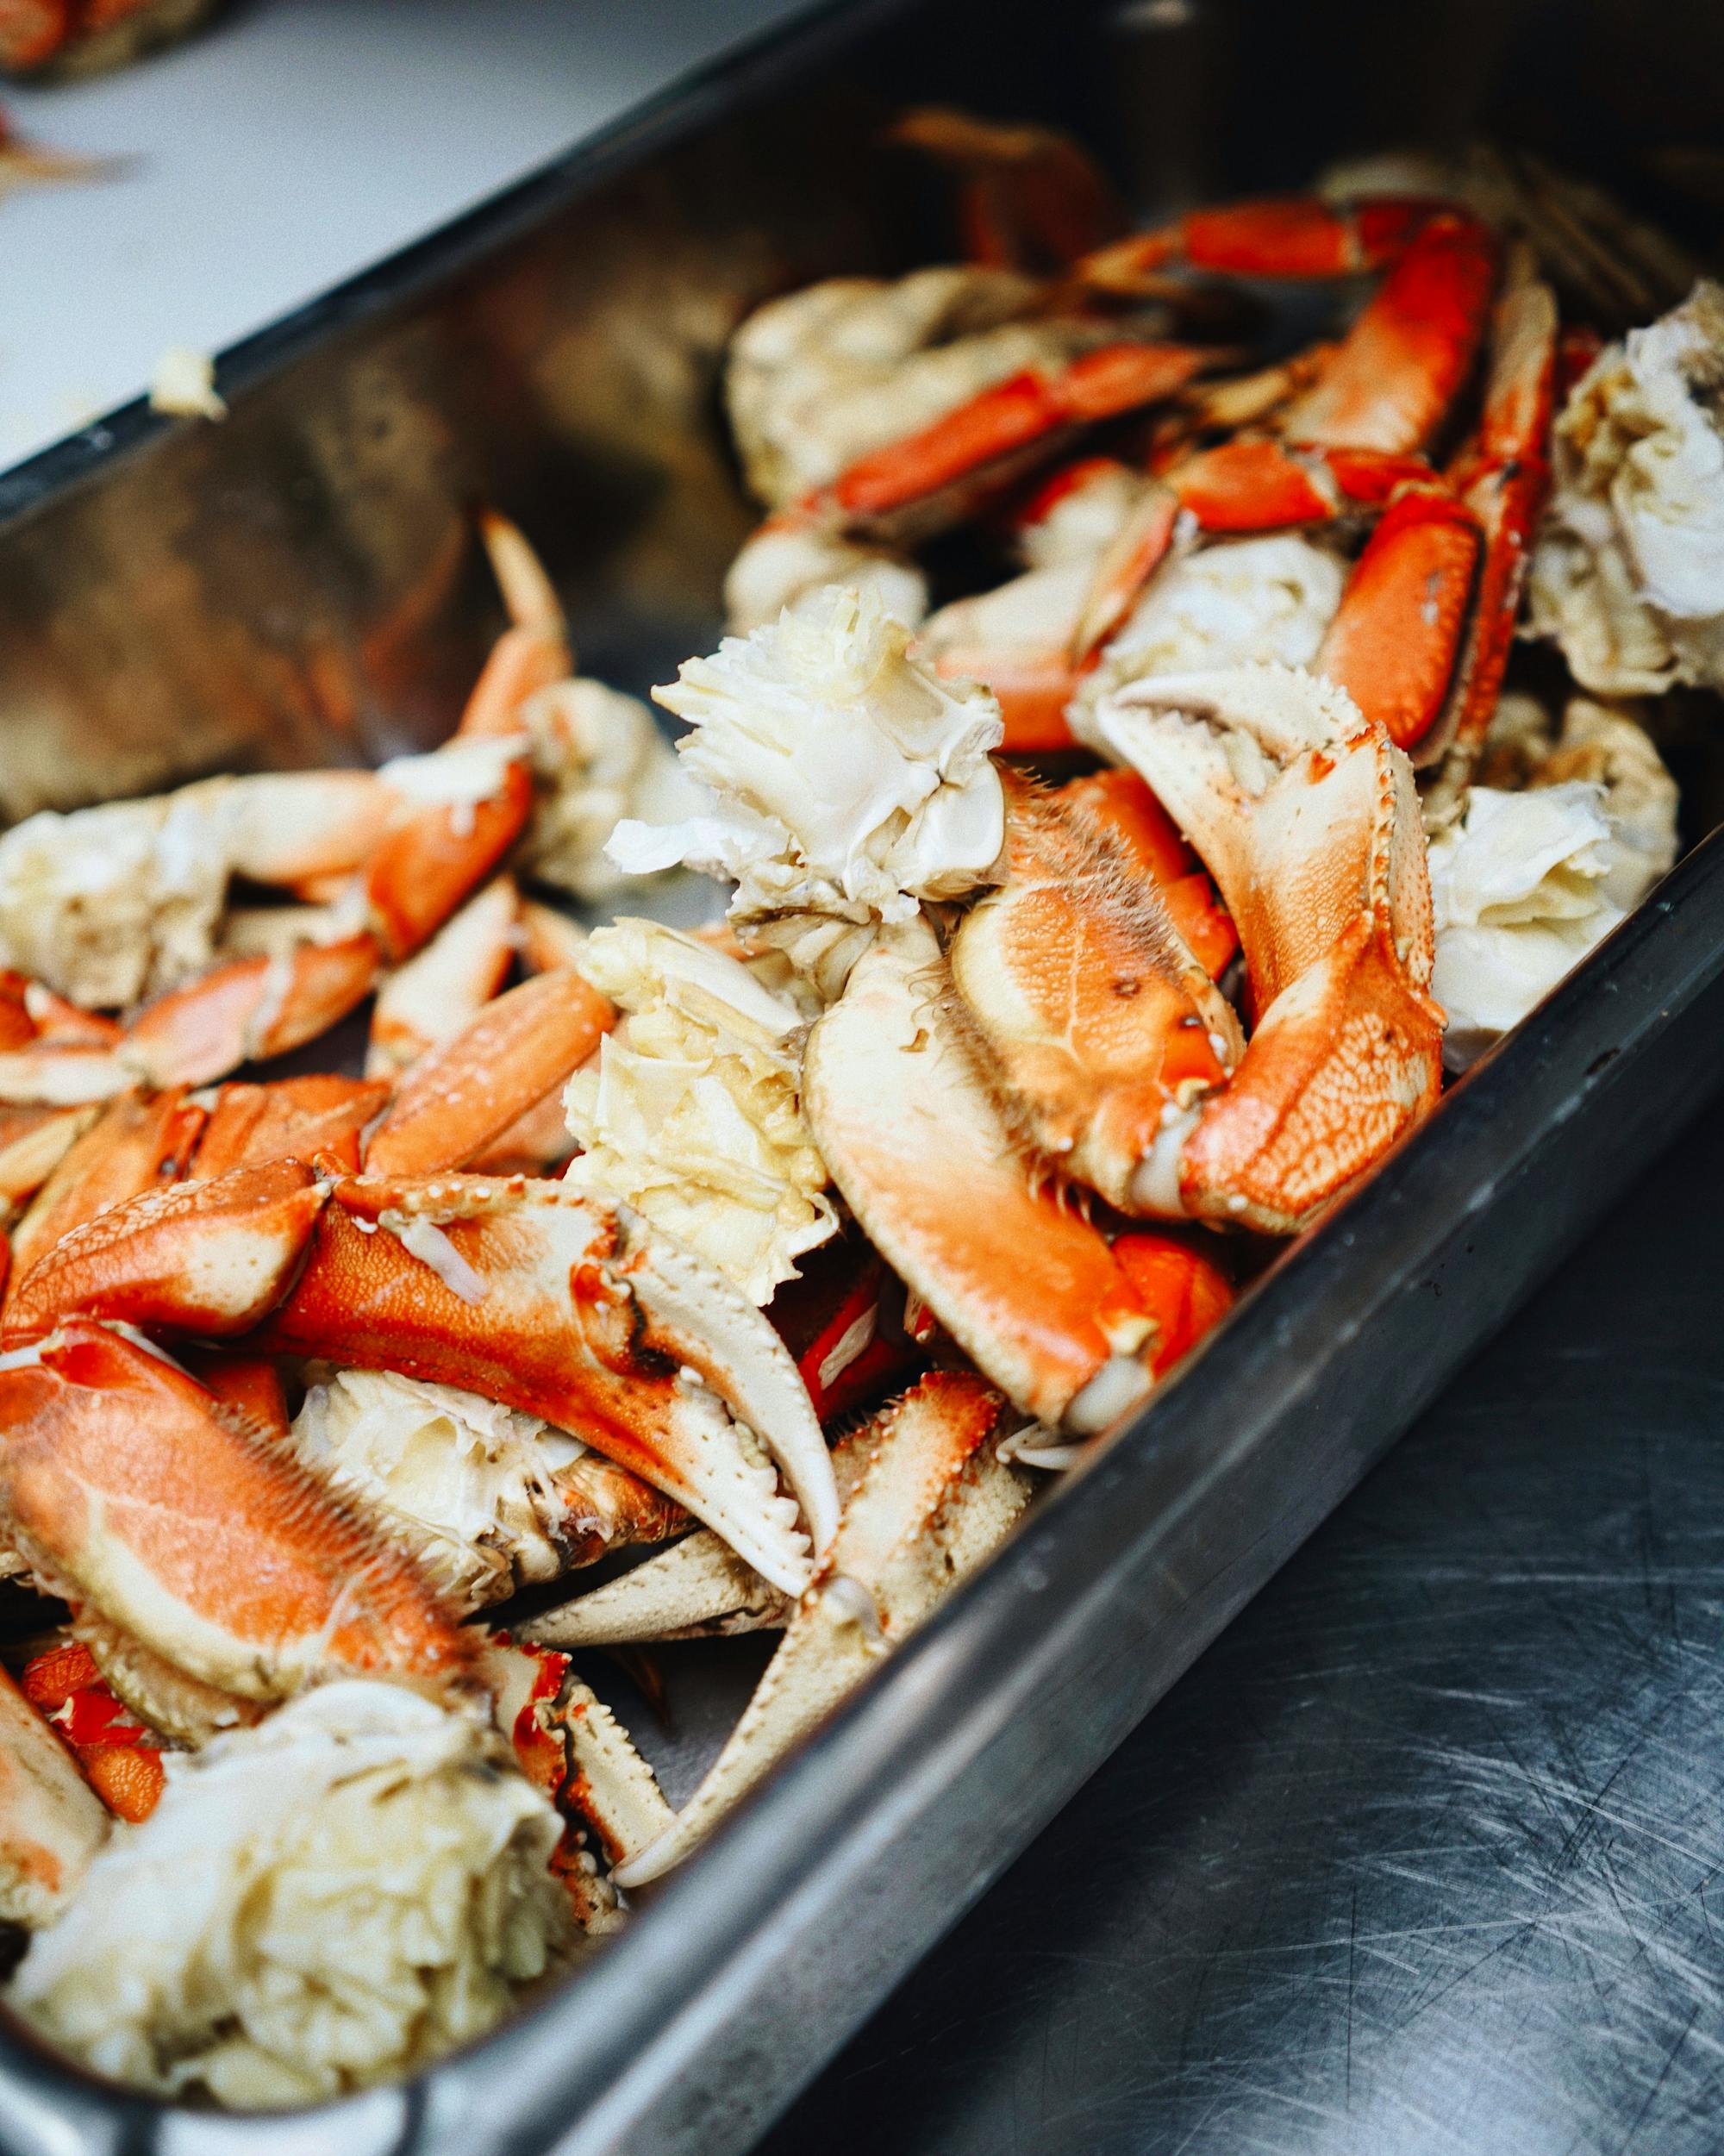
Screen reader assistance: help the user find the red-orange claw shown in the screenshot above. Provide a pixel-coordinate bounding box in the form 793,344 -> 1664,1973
258,1175 -> 836,1591
1316,487 -> 1483,749
78,1743 -> 165,1825
2,1158 -> 328,1344
122,934 -> 383,1090
365,756 -> 534,962
191,1074 -> 391,1180
1110,1234 -> 1234,1378
363,966 -> 614,1178
0,1323 -> 471,1702
803,919 -> 1161,1435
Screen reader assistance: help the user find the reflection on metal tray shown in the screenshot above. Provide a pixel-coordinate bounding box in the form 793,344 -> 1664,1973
1,1 -> 1722,2151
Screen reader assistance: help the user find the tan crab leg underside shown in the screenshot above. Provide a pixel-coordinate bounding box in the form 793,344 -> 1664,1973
615,1373 -> 1030,1886
1099,665 -> 1442,1232
258,1175 -> 834,1591
802,919 -> 1157,1432
0,1324 -> 471,1702
0,1663 -> 110,1928
948,775 -> 1242,1215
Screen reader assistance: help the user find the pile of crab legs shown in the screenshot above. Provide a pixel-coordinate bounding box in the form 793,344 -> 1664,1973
0,133 -> 1580,1959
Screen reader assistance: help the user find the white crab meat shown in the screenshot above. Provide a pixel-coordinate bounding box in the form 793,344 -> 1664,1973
1072,533 -> 1346,747
1428,779 -> 1657,1071
9,1682 -> 568,2109
1528,281 -> 1724,695
289,1370 -> 595,1613
0,790 -> 231,1008
724,522 -> 928,635
725,266 -> 1087,507
511,678 -> 699,902
610,586 -> 1004,994
562,918 -> 836,1303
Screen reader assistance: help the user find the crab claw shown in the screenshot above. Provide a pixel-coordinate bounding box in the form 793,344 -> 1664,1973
947,772 -> 1243,1216
1099,665 -> 1442,1233
258,1175 -> 836,1593
3,1159 -> 329,1345
614,1372 -> 1029,1886
803,917 -> 1160,1432
0,1324 -> 470,1701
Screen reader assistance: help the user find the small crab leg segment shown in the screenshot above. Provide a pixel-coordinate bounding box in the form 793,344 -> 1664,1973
947,777 -> 1241,1215
366,875 -> 520,1079
180,1353 -> 291,1445
122,934 -> 384,1090
259,1177 -> 834,1591
1423,278 -> 1559,793
0,1106 -> 98,1220
803,920 -> 1158,1432
20,1641 -> 166,1823
1101,666 -> 1441,1233
1080,196 -> 1448,290
1278,214 -> 1498,454
550,1453 -> 689,1566
1315,486 -> 1484,749
615,1373 -> 1030,1886
0,1664 -> 111,1927
5,1088 -> 205,1303
189,1074 -> 390,1180
1110,1233 -> 1234,1376
363,966 -> 615,1178
455,513 -> 572,741
815,343 -> 1211,535
364,754 -> 534,962
2,1159 -> 329,1344
0,1324 -> 470,1701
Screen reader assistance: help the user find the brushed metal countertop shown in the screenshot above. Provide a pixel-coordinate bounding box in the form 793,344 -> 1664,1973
769,1091 -> 1724,2155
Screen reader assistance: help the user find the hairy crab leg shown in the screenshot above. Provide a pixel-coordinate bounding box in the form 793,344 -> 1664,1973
1097,664 -> 1443,1232
1053,768 -> 1237,978
0,1323 -> 471,1702
362,965 -> 614,1178
257,1174 -> 835,1590
802,919 -> 1160,1433
615,1373 -> 1032,1886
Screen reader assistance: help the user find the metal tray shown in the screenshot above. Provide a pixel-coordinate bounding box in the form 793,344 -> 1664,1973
1,1 -> 1722,2150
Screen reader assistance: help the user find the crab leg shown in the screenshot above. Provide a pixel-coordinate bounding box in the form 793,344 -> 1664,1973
0,1105 -> 99,1221
1080,194 -> 1451,290
4,1087 -> 205,1305
890,107 -> 1123,273
188,1072 -> 390,1180
802,918 -> 1159,1432
258,1174 -> 834,1590
366,873 -> 519,1079
122,934 -> 384,1090
614,1373 -> 1031,1886
808,341 -> 1213,542
0,1664 -> 111,1927
363,748 -> 534,962
362,965 -> 614,1177
1097,664 -> 1443,1232
1053,768 -> 1237,978
3,1159 -> 330,1344
0,1324 -> 470,1702
453,510 -> 573,741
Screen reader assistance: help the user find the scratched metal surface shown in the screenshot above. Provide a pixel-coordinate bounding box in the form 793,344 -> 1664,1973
768,1097 -> 1724,2156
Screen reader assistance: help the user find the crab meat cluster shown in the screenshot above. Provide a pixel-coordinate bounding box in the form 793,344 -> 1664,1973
1529,281 -> 1724,695
562,918 -> 836,1303
9,1683 -> 569,2109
